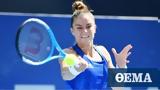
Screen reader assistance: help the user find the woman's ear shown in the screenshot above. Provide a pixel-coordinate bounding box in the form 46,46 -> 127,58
70,28 -> 75,36
94,24 -> 97,33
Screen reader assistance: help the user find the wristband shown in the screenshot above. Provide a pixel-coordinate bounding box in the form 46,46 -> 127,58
116,64 -> 127,68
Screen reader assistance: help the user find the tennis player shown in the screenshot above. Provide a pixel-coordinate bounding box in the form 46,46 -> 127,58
59,0 -> 133,89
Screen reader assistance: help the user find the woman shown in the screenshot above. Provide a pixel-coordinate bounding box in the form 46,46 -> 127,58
59,0 -> 133,89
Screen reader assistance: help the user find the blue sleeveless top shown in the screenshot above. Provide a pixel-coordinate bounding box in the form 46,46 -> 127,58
66,44 -> 110,90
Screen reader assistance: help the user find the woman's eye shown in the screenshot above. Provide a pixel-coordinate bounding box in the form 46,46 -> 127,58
77,27 -> 83,30
86,25 -> 91,29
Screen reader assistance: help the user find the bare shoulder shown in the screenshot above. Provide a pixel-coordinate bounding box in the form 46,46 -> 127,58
95,45 -> 112,62
63,47 -> 77,55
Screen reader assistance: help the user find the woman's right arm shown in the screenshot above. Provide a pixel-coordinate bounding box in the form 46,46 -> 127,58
58,48 -> 88,80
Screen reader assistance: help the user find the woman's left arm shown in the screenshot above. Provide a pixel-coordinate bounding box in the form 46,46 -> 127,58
99,45 -> 132,90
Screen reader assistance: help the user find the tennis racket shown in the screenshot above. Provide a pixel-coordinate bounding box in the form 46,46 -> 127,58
16,18 -> 76,66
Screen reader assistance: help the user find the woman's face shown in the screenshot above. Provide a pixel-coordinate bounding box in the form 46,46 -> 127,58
72,13 -> 96,44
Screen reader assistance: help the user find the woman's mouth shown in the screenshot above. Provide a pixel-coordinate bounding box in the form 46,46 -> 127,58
81,36 -> 90,38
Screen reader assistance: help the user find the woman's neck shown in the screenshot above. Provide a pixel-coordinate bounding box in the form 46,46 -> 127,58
77,42 -> 94,57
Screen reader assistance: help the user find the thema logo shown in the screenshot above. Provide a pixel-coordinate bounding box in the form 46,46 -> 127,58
108,68 -> 160,87
115,73 -> 152,83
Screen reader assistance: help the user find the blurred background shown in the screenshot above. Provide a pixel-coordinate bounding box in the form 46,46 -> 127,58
0,0 -> 159,90
0,0 -> 160,16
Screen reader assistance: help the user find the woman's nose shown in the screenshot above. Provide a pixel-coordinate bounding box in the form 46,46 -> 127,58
83,28 -> 88,32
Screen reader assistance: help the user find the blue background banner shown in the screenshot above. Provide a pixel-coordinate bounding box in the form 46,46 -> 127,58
0,13 -> 159,90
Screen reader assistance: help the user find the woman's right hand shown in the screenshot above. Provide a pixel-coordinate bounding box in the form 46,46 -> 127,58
74,56 -> 89,72
59,48 -> 88,80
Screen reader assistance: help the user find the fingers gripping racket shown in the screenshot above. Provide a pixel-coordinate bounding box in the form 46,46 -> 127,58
16,18 -> 76,66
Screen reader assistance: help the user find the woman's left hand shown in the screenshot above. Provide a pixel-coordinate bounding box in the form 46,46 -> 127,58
112,44 -> 133,68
